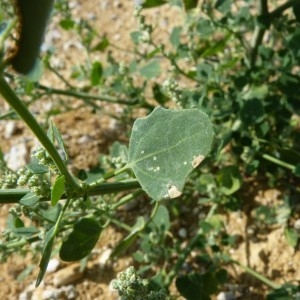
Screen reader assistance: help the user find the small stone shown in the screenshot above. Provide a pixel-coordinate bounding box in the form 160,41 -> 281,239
46,258 -> 61,273
178,228 -> 187,238
217,291 -> 236,300
294,219 -> 300,231
4,143 -> 29,171
99,248 -> 112,268
53,264 -> 83,287
4,121 -> 18,138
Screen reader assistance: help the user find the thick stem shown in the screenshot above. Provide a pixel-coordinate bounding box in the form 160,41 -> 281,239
0,76 -> 80,193
0,180 -> 141,204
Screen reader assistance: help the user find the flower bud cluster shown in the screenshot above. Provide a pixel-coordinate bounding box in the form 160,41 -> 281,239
163,78 -> 183,107
111,156 -> 127,169
33,147 -> 59,174
112,266 -> 168,300
0,170 -> 18,189
17,167 -> 50,197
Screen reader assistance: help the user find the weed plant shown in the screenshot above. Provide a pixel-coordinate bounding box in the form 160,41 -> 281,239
0,0 -> 300,299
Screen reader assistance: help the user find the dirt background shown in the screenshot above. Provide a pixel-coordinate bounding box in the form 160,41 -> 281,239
1,1 -> 300,299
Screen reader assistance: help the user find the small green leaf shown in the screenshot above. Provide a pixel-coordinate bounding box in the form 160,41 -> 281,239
183,0 -> 198,11
40,204 -> 62,223
51,175 -> 65,206
127,107 -> 214,200
110,217 -> 145,258
240,99 -> 265,125
36,226 -> 56,287
141,0 -> 167,8
7,214 -> 24,229
26,163 -> 48,174
59,19 -> 75,30
284,227 -> 299,248
20,192 -> 41,207
140,60 -> 161,79
59,218 -> 102,261
90,61 -> 103,86
92,36 -> 109,52
170,26 -> 182,48
151,205 -> 170,231
130,31 -> 143,45
176,272 -> 218,300
52,122 -> 68,161
217,165 -> 242,195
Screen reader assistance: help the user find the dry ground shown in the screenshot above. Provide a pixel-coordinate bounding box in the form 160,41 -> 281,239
0,1 -> 300,299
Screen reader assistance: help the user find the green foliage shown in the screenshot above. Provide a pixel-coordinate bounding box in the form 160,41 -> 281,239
127,107 -> 214,200
59,218 -> 102,261
0,0 -> 300,298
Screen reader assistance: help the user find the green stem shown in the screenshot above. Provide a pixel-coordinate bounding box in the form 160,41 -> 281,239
231,260 -> 280,289
0,76 -> 80,193
88,165 -> 130,188
261,153 -> 295,171
111,189 -> 144,210
37,83 -> 138,105
0,180 -> 141,204
165,203 -> 218,286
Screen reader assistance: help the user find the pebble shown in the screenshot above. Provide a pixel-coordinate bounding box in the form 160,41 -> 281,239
217,291 -> 236,300
4,143 -> 29,171
4,121 -> 18,138
53,264 -> 83,287
98,248 -> 113,268
178,228 -> 187,238
46,258 -> 61,273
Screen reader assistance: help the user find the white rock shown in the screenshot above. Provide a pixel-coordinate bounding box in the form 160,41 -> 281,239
4,143 -> 29,171
19,291 -> 32,300
46,258 -> 61,273
217,291 -> 236,300
4,121 -> 18,138
42,289 -> 59,300
178,228 -> 187,238
53,264 -> 83,287
99,248 -> 113,267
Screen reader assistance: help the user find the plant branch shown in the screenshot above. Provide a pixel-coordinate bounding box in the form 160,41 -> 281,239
0,76 -> 80,193
0,180 -> 141,204
231,260 -> 280,289
250,0 -> 298,68
250,0 -> 269,68
37,83 -> 139,105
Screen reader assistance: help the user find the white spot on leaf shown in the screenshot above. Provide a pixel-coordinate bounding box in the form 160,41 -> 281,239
192,155 -> 205,168
168,185 -> 182,199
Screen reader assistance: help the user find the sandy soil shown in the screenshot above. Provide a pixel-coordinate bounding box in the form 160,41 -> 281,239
0,1 -> 300,300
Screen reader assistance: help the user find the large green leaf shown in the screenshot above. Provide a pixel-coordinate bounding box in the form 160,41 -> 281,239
127,107 -> 214,200
59,218 -> 102,262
